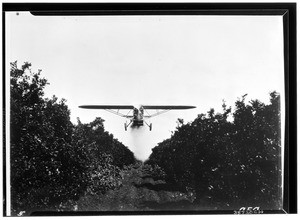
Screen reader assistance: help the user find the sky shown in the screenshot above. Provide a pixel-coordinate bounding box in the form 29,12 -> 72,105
6,12 -> 285,160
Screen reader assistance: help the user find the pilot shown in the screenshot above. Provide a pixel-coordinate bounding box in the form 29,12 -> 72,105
133,108 -> 138,117
139,107 -> 144,114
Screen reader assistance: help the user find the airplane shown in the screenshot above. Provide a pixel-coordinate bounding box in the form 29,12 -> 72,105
79,105 -> 196,131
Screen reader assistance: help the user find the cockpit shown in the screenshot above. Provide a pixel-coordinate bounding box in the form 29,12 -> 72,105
133,106 -> 144,120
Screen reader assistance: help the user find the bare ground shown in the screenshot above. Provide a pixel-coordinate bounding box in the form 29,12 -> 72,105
76,164 -> 199,211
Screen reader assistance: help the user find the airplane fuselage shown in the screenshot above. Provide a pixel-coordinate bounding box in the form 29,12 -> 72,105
132,106 -> 144,127
125,106 -> 151,130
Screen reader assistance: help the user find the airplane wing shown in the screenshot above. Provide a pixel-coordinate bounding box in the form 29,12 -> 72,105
79,105 -> 134,109
143,105 -> 196,110
142,105 -> 196,118
79,105 -> 134,118
79,105 -> 196,119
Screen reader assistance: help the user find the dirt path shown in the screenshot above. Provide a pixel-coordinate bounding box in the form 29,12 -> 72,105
76,165 -> 197,211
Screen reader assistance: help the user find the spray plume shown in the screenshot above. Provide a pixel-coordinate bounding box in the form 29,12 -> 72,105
128,126 -> 152,161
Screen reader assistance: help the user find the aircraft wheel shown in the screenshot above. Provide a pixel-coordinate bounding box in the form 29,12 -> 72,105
149,123 -> 152,131
124,123 -> 127,131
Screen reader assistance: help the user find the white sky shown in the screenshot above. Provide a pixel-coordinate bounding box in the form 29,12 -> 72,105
6,12 -> 284,160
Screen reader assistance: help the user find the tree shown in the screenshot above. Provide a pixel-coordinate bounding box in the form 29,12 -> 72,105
73,118 -> 136,195
10,61 -> 137,215
10,62 -> 87,213
231,93 -> 281,208
147,92 -> 282,209
73,117 -> 136,169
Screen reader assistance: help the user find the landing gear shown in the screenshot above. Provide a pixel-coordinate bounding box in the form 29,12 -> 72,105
144,121 -> 152,131
125,120 -> 152,131
124,120 -> 133,131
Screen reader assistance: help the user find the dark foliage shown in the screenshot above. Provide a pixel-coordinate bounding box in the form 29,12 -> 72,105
140,163 -> 167,181
10,62 -> 136,215
10,61 -> 87,213
73,117 -> 136,169
147,93 -> 281,210
73,118 -> 136,195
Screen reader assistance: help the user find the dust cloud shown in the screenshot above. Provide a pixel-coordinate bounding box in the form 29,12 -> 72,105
128,126 -> 153,161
